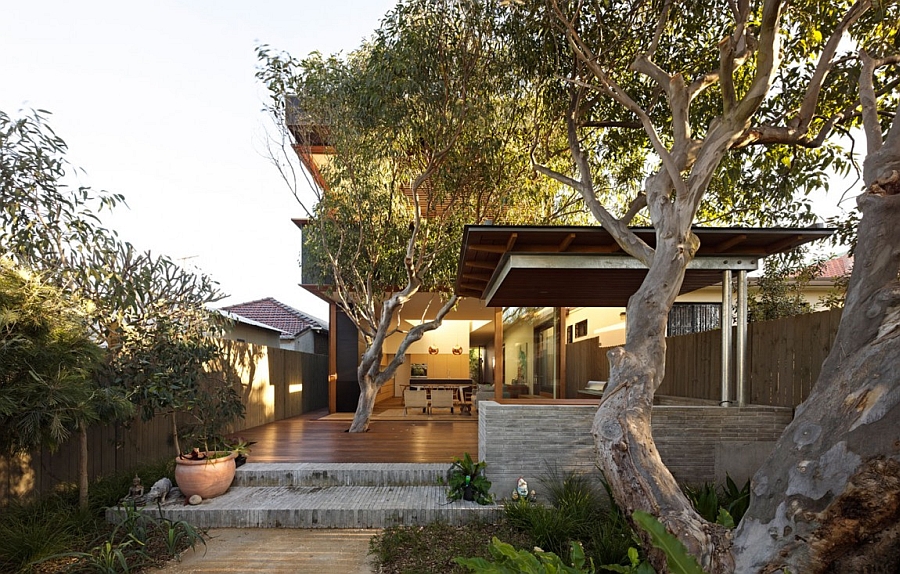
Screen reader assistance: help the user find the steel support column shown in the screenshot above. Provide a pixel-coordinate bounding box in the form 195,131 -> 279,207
736,269 -> 748,406
721,270 -> 733,406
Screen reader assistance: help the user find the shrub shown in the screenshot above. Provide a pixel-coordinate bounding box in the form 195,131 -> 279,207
503,468 -> 638,568
447,452 -> 494,505
0,497 -> 82,573
456,537 -> 595,573
683,475 -> 750,527
0,458 -> 196,574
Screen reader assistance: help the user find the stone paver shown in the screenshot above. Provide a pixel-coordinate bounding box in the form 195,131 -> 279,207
126,485 -> 499,529
155,528 -> 377,573
123,462 -> 497,572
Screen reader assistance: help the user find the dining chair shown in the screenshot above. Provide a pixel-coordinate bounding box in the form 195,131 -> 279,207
429,389 -> 455,414
403,389 -> 429,415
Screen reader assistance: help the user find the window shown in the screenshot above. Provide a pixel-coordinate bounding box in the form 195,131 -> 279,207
567,325 -> 573,344
574,319 -> 588,338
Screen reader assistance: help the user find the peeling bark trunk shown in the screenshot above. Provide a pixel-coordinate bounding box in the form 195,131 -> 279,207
733,126 -> 900,574
556,0 -> 898,567
346,293 -> 458,433
349,374 -> 380,433
594,224 -> 735,573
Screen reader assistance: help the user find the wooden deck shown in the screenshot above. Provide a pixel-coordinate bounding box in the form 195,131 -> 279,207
231,399 -> 479,464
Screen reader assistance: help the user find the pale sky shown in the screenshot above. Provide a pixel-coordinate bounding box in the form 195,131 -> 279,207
2,1 -> 858,325
1,0 -> 397,323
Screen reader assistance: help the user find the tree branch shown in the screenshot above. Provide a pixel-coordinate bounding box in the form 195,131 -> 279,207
646,0 -> 673,60
732,0 -> 783,124
740,76 -> 900,149
582,120 -> 642,129
792,0 -> 870,134
622,193 -> 648,224
561,31 -> 689,201
860,49 -> 896,155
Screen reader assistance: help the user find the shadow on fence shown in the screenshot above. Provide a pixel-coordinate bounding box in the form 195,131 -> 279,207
0,341 -> 327,505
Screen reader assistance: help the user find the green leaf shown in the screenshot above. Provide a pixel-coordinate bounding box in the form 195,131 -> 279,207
628,547 -> 639,566
632,511 -> 706,574
716,508 -> 734,529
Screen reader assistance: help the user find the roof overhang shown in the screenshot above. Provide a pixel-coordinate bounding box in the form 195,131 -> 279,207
456,225 -> 835,307
217,310 -> 284,334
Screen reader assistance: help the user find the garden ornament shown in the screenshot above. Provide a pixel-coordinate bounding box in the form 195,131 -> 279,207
146,477 -> 173,504
122,475 -> 146,506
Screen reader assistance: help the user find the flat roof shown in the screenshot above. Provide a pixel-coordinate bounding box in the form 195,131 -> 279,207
456,225 -> 834,307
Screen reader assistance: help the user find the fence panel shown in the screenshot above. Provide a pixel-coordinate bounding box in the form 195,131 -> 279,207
748,309 -> 842,407
1,340 -> 325,505
564,337 -> 609,397
565,309 -> 843,407
660,329 -> 724,401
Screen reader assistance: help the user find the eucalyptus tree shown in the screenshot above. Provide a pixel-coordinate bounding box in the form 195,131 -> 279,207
258,0 -> 568,432
503,0 -> 900,571
1,109 -> 237,506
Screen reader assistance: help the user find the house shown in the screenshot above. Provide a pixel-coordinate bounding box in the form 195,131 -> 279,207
221,297 -> 328,355
293,214 -> 832,411
284,101 -> 834,412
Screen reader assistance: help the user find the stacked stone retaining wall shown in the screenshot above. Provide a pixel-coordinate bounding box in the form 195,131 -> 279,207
478,401 -> 792,497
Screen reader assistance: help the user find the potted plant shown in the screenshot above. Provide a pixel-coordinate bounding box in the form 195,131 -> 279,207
226,437 -> 256,467
174,447 -> 238,499
172,387 -> 249,501
446,452 -> 493,505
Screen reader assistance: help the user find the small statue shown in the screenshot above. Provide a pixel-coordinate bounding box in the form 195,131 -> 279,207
145,477 -> 172,504
122,475 -> 146,506
511,477 -> 537,502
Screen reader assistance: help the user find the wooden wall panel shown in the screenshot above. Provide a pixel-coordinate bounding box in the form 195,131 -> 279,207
0,341 -> 327,505
567,309 -> 843,407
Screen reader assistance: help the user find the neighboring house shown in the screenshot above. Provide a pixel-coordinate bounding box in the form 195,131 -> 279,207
219,309 -> 284,348
221,297 -> 328,355
794,253 -> 852,309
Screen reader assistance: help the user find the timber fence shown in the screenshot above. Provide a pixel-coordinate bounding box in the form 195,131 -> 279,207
0,341 -> 327,505
566,308 -> 843,407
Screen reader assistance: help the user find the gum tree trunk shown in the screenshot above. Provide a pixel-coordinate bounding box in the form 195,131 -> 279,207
593,217 -> 735,573
733,105 -> 900,573
350,373 -> 381,433
347,293 -> 458,433
549,0 -> 898,567
595,123 -> 900,572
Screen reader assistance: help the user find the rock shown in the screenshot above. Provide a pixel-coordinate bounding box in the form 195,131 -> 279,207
188,494 -> 202,505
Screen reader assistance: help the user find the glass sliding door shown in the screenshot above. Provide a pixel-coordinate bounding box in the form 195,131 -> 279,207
502,307 -> 560,398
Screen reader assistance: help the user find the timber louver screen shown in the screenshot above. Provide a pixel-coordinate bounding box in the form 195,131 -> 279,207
667,303 -> 721,336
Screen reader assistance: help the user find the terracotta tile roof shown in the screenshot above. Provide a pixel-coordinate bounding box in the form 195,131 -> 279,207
819,254 -> 853,279
221,297 -> 327,339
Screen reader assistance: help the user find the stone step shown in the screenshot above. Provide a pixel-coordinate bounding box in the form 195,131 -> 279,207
233,462 -> 448,488
113,485 -> 500,529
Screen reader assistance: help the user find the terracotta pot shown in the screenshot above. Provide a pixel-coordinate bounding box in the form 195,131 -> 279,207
174,451 -> 237,499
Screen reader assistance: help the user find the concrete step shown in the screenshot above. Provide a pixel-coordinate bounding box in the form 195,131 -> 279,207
233,462 -> 448,488
113,485 -> 501,529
